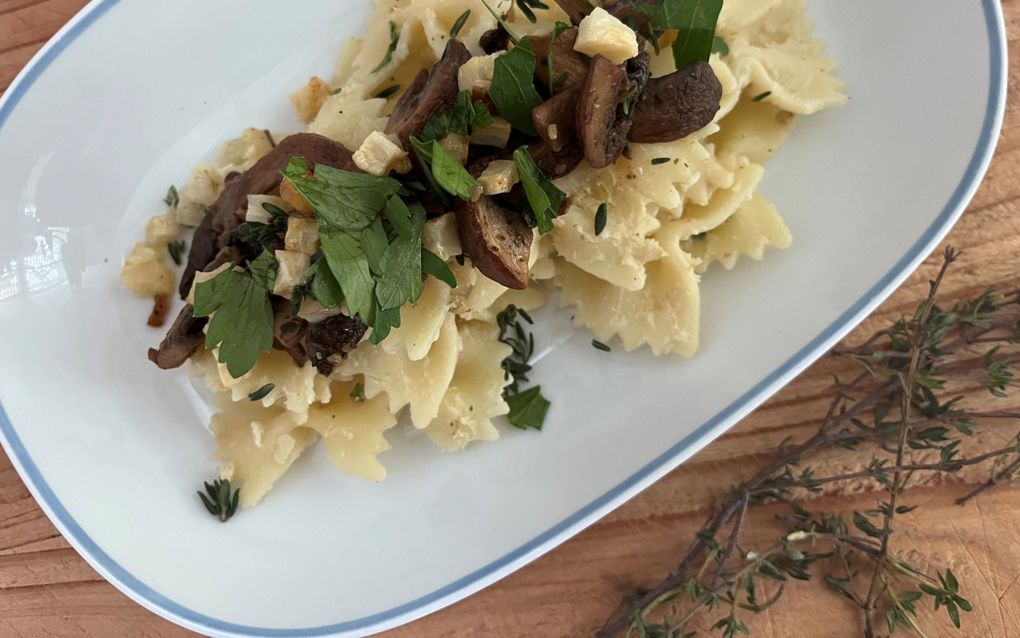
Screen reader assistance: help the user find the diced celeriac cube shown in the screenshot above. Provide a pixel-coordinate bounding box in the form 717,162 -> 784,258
439,134 -> 470,166
121,243 -> 175,298
145,214 -> 181,247
273,251 -> 311,298
187,263 -> 232,305
478,160 -> 519,195
574,7 -> 640,65
470,117 -> 512,148
423,213 -> 463,261
353,131 -> 411,176
285,217 -> 320,255
176,164 -> 224,226
246,195 -> 287,224
458,54 -> 500,93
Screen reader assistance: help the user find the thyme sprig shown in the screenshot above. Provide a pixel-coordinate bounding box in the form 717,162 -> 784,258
198,478 -> 241,523
598,248 -> 1020,638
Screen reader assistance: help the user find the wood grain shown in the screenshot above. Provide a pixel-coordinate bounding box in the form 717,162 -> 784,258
2,2 -> 1019,637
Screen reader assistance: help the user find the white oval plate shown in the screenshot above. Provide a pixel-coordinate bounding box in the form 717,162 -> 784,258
0,1 -> 1006,636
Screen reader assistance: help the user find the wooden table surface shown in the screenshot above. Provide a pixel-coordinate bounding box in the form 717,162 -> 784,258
2,2 -> 1019,637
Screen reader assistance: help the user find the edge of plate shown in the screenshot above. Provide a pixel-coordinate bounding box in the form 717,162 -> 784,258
0,1 -> 1008,637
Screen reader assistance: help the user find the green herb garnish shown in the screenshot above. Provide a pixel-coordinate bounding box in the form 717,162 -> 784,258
168,240 -> 186,266
193,267 -> 275,378
420,90 -> 494,143
498,305 -> 551,431
422,249 -> 458,289
592,339 -> 612,352
514,146 -> 566,234
479,0 -> 520,43
711,35 -> 729,56
371,21 -> 400,73
450,9 -> 471,38
594,203 -> 608,237
350,382 -> 366,404
651,157 -> 672,165
164,184 -> 180,208
516,0 -> 550,24
248,383 -> 275,401
752,90 -> 772,102
636,0 -> 723,70
429,141 -> 480,201
330,87 -> 343,96
198,479 -> 240,523
490,39 -> 543,135
374,85 -> 401,100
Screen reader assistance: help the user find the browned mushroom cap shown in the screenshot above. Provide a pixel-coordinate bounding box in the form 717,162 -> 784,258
307,314 -> 369,375
529,139 -> 584,179
148,304 -> 207,370
534,28 -> 589,91
179,132 -> 357,299
628,61 -> 723,144
577,55 -> 632,169
385,40 -> 471,149
532,84 -> 581,151
272,298 -> 309,367
454,195 -> 533,290
554,0 -> 595,25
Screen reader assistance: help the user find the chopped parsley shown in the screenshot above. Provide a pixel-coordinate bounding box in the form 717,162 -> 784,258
490,38 -> 543,135
193,267 -> 275,379
636,0 -> 723,70
711,35 -> 729,56
514,146 -> 567,234
420,90 -> 494,143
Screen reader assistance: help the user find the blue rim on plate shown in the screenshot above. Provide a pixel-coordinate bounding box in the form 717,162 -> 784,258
0,1 -> 1008,636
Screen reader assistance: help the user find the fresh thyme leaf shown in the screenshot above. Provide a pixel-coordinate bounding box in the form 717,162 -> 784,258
330,87 -> 343,96
651,157 -> 672,165
371,21 -> 400,74
490,39 -> 543,135
429,140 -> 479,201
498,305 -> 551,430
197,478 -> 240,523
752,91 -> 772,102
691,231 -> 708,241
711,35 -> 729,56
195,268 -> 275,378
422,249 -> 458,289
514,146 -> 566,234
450,9 -> 471,38
506,386 -> 551,430
164,184 -> 179,208
167,240 -> 187,266
248,383 -> 275,401
516,0 -> 550,23
374,85 -> 401,100
261,202 -> 289,225
636,0 -> 723,70
479,0 -> 520,43
594,202 -> 608,237
248,249 -> 278,291
592,339 -> 612,352
350,382 -> 366,403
